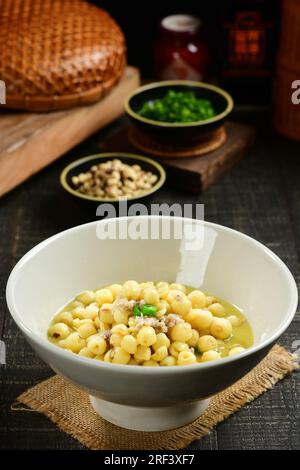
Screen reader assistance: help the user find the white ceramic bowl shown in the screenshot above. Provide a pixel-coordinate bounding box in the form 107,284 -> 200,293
6,217 -> 298,431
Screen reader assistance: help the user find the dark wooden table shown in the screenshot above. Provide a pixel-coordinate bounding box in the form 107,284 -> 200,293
0,114 -> 299,450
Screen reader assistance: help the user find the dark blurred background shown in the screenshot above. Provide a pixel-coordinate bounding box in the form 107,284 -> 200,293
90,0 -> 281,106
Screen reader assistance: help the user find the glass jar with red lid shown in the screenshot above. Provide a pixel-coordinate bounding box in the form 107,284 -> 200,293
154,14 -> 209,81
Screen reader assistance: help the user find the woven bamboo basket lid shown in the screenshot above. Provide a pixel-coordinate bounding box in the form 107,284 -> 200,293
0,0 -> 126,111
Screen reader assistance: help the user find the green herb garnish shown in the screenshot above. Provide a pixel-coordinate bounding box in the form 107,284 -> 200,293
133,304 -> 157,317
133,305 -> 142,317
140,304 -> 157,316
138,90 -> 216,123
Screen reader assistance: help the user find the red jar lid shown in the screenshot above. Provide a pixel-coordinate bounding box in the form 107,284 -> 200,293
161,14 -> 202,34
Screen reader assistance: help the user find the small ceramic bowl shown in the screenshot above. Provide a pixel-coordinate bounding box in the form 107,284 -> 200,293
124,80 -> 234,145
60,152 -> 166,206
6,217 -> 297,432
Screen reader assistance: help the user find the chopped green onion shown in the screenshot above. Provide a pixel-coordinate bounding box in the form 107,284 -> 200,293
133,305 -> 142,317
137,90 -> 216,123
140,304 -> 157,317
133,304 -> 157,317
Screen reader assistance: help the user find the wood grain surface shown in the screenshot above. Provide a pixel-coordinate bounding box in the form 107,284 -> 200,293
101,122 -> 255,193
0,66 -> 140,198
0,113 -> 299,450
128,125 -> 227,158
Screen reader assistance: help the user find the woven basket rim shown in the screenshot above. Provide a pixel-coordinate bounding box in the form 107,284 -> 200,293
2,76 -> 122,111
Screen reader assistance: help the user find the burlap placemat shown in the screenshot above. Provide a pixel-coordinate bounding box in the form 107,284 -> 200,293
16,345 -> 298,450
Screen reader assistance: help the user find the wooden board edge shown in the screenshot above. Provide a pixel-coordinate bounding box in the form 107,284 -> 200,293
0,66 -> 140,198
201,125 -> 256,191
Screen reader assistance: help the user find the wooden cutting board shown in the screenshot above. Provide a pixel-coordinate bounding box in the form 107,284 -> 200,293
0,66 -> 140,197
100,122 -> 255,193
